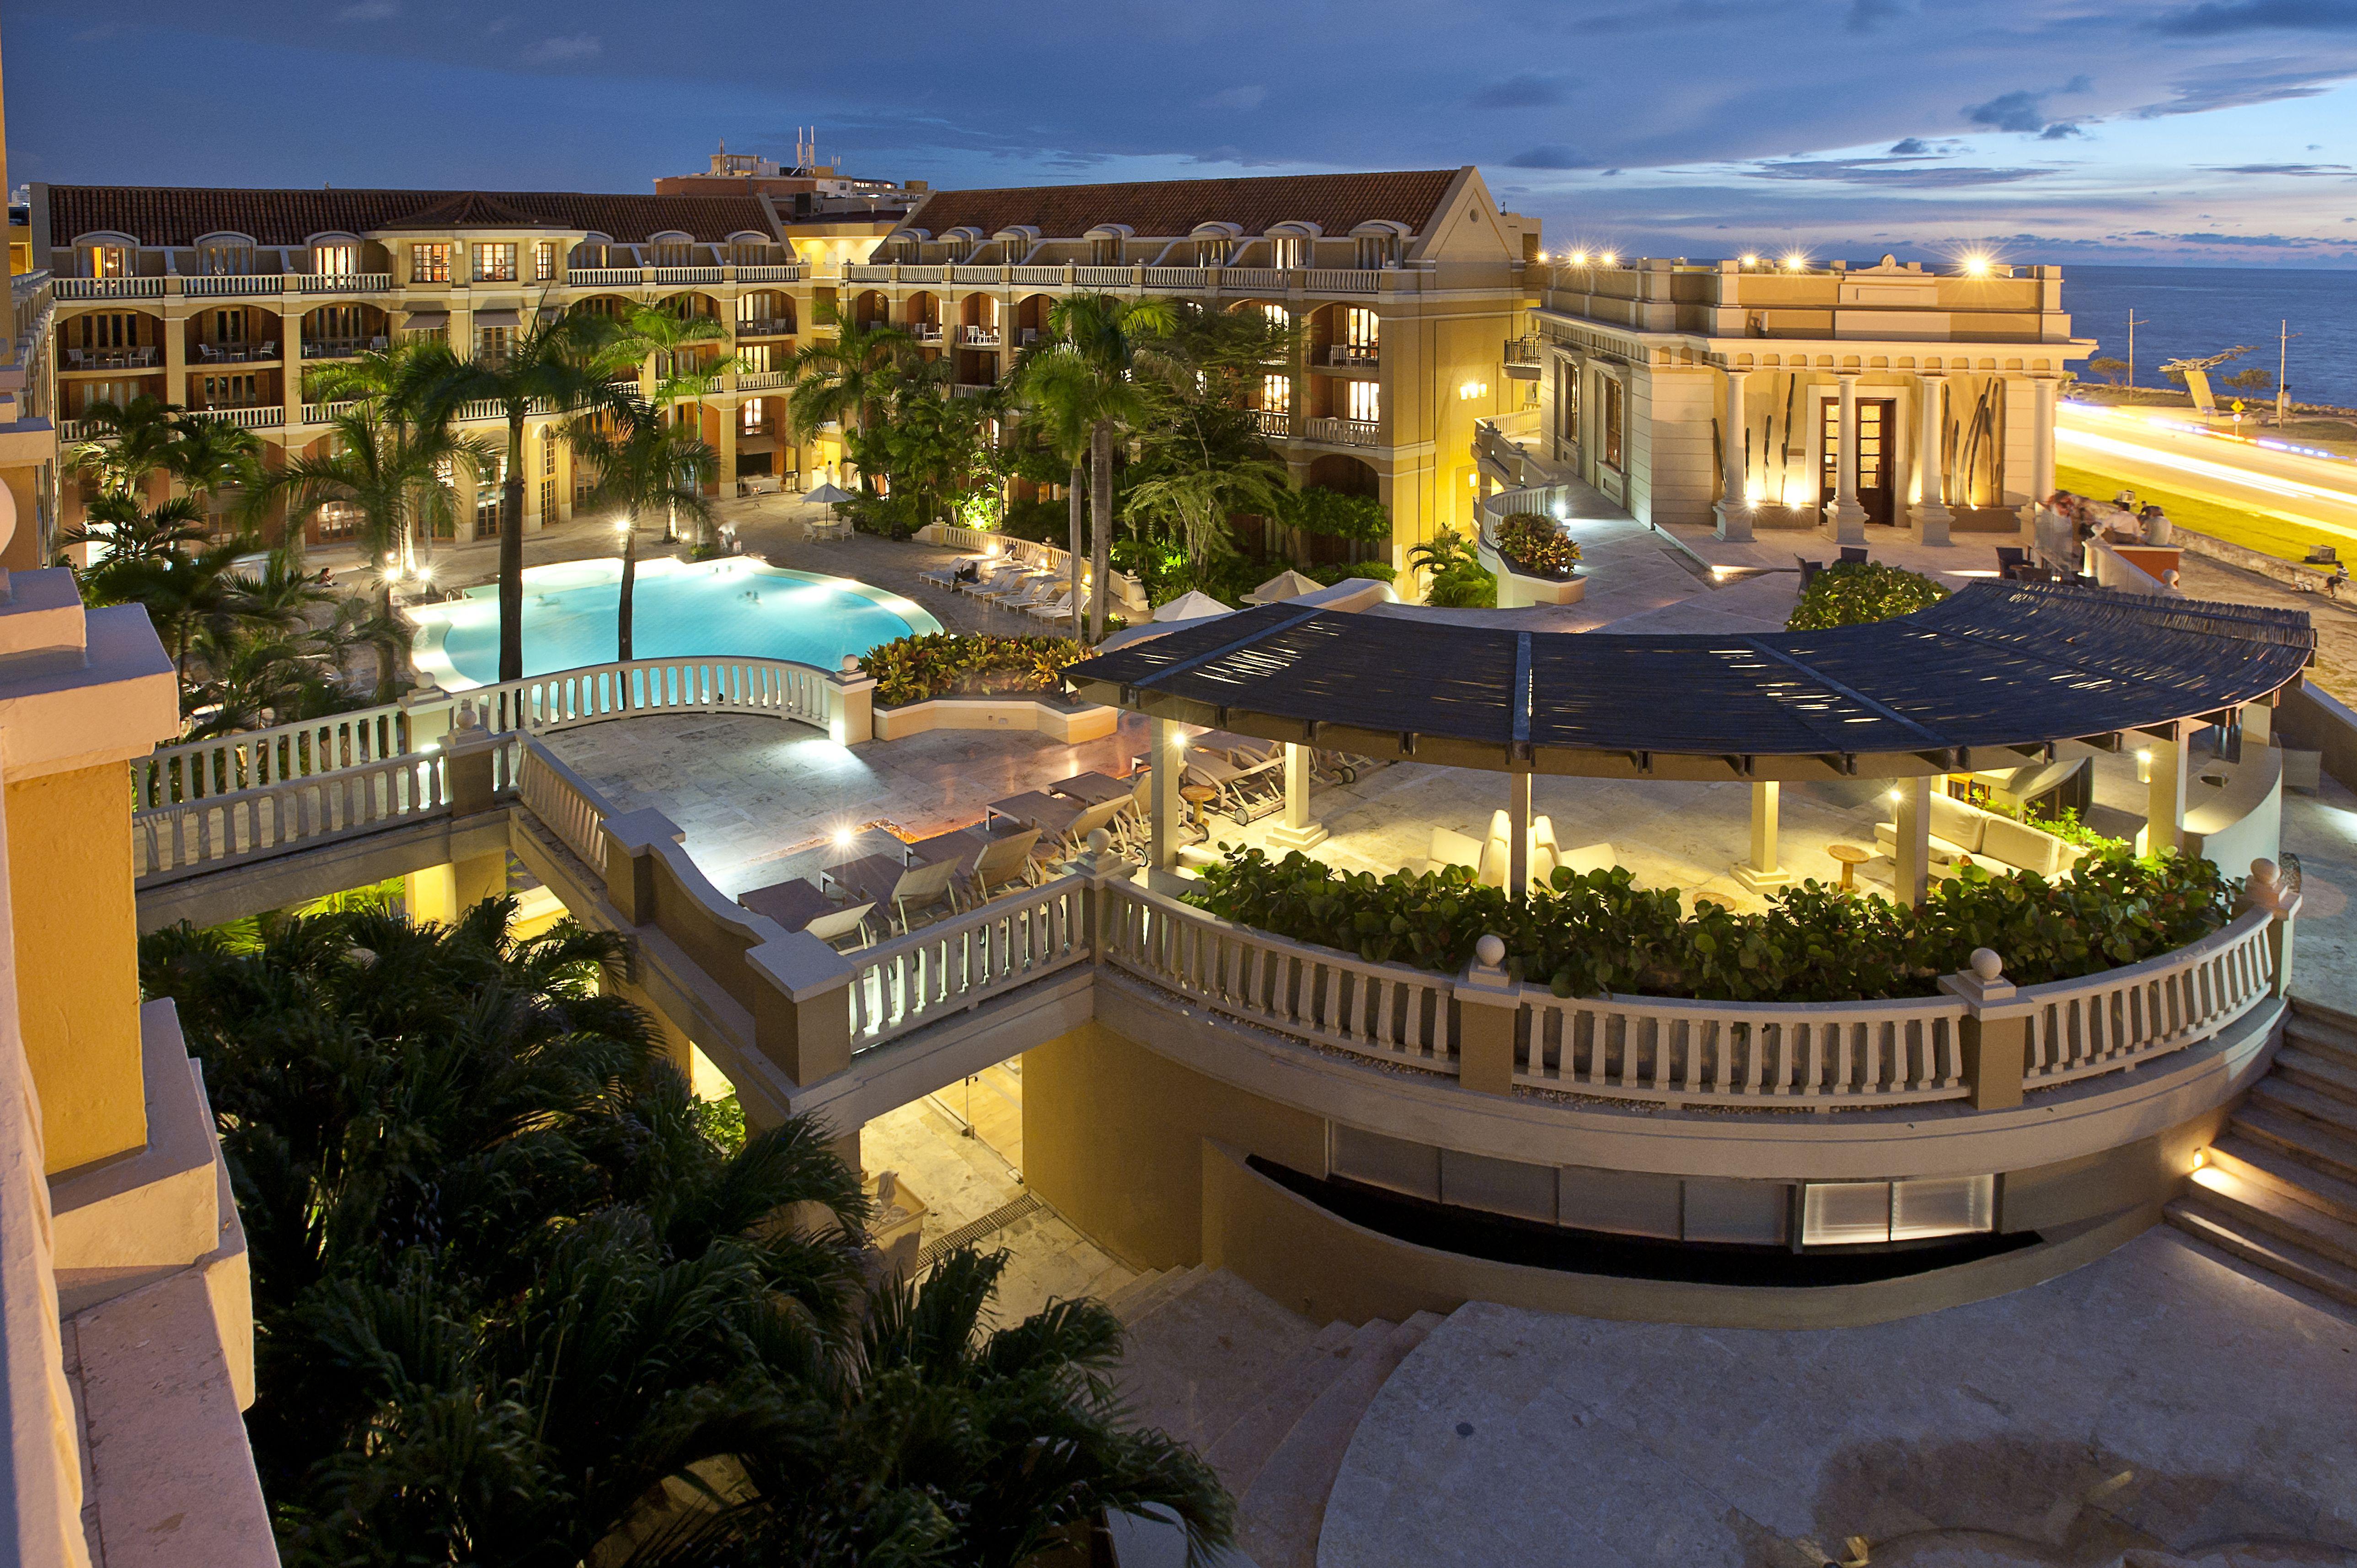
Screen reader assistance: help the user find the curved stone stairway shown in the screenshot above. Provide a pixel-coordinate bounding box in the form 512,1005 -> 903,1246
2168,998 -> 2357,1308
1101,1266 -> 1442,1568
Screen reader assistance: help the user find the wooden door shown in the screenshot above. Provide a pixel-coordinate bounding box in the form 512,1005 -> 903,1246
1821,398 -> 1899,526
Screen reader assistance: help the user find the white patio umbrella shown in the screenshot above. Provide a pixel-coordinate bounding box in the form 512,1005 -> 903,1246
1153,590 -> 1235,622
1244,568 -> 1323,605
802,481 -> 856,505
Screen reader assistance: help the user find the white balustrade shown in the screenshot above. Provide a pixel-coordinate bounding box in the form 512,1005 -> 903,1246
1304,269 -> 1382,294
138,703 -> 410,807
1221,268 -> 1286,293
516,736 -> 608,867
1009,266 -> 1065,285
300,400 -> 360,426
568,268 -> 644,287
1517,992 -> 1967,1105
202,406 -> 286,431
1144,268 -> 1210,289
951,266 -> 999,284
734,264 -> 804,283
472,656 -> 836,740
2019,907 -> 2277,1085
1302,416 -> 1380,448
132,753 -> 447,881
184,275 -> 282,297
1254,411 -> 1291,438
733,370 -> 787,391
848,876 -> 1094,1049
843,265 -> 892,283
651,267 -> 723,286
299,273 -> 392,294
54,277 -> 165,300
1103,882 -> 1458,1073
1074,266 -> 1132,287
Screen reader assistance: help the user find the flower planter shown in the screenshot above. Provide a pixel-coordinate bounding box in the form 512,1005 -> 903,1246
871,694 -> 1117,743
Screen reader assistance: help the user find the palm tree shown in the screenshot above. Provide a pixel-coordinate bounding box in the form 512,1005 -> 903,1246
80,536 -> 265,694
407,309 -> 627,685
59,491 -> 212,564
243,407 -> 494,698
584,300 -> 740,548
567,404 -> 716,662
63,393 -> 180,499
1008,362 -> 1094,637
785,309 -> 916,495
1019,294 -> 1178,638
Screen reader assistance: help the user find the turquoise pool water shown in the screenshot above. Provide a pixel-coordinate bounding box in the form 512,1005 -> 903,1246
407,557 -> 942,690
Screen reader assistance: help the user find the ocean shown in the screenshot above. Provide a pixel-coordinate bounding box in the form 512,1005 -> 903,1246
2060,265 -> 2357,412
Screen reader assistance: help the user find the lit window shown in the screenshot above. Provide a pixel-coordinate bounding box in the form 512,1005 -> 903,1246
1259,373 -> 1291,415
86,245 -> 127,279
411,244 -> 451,284
1272,234 -> 1306,269
741,396 -> 765,433
1091,236 -> 1121,266
1355,232 -> 1397,269
474,243 -> 517,283
313,243 -> 358,276
534,241 -> 558,281
1195,235 -> 1231,268
1260,303 -> 1289,333
1345,307 -> 1379,354
197,241 -> 252,276
1346,380 -> 1380,424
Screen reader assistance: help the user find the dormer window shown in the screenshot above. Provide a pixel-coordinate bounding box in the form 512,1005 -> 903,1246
197,241 -> 252,276
1091,236 -> 1122,266
83,245 -> 127,279
1271,235 -> 1306,269
1195,236 -> 1231,267
1355,232 -> 1398,269
313,242 -> 359,276
652,239 -> 695,268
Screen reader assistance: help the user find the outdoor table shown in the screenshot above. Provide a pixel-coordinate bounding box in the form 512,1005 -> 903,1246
1827,843 -> 1871,893
737,877 -> 838,933
1181,783 -> 1218,833
1048,771 -> 1130,807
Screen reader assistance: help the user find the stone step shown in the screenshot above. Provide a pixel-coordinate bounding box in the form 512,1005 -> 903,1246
1102,1268 -> 1167,1319
1117,1264 -> 1204,1329
2166,1199 -> 2357,1311
2286,1014 -> 2357,1073
2277,1046 -> 2357,1109
1203,1319 -> 1389,1503
2208,1137 -> 2357,1228
1236,1312 -> 1446,1568
1117,1270 -> 1320,1451
2234,1101 -> 2357,1187
2186,1165 -> 2357,1272
2250,1077 -> 2357,1140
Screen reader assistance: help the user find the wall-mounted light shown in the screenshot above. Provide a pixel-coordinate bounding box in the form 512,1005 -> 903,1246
2136,748 -> 2154,783
832,825 -> 856,849
1458,380 -> 1490,401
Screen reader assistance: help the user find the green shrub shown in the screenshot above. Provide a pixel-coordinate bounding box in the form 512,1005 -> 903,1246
1494,514 -> 1582,578
860,631 -> 1088,706
1787,559 -> 1949,629
1981,797 -> 2125,851
1187,844 -> 2232,1002
1278,487 -> 1390,544
1408,527 -> 1496,608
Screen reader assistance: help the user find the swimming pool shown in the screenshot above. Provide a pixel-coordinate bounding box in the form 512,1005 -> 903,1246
406,557 -> 943,690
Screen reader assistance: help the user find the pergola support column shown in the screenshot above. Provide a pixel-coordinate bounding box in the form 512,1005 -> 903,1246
1508,771 -> 1532,900
1730,781 -> 1793,894
1893,776 -> 1933,908
2143,729 -> 2187,856
1148,717 -> 1186,877
1266,742 -> 1327,851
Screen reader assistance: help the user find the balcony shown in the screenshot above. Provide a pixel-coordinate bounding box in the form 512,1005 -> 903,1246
186,405 -> 284,431
959,326 -> 1002,347
651,266 -> 723,286
1254,410 -> 1291,438
734,264 -> 804,283
1302,416 -> 1380,448
569,268 -> 644,288
301,338 -> 386,361
184,275 -> 282,298
61,346 -> 160,372
55,277 -> 165,300
909,324 -> 944,344
735,319 -> 796,339
300,273 -> 392,294
1326,344 -> 1379,369
733,370 -> 788,391
194,342 -> 279,365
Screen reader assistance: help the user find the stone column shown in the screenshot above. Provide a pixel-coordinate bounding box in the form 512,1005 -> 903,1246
1267,742 -> 1326,850
2029,375 -> 2059,505
825,656 -> 875,747
717,403 -> 739,498
1892,775 -> 1932,907
1507,771 -> 1533,899
1731,780 -> 1791,893
1827,372 -> 1867,545
1456,935 -> 1519,1096
1712,367 -> 1752,542
161,286 -> 188,411
1940,950 -> 2030,1111
1149,717 -> 1186,876
1911,373 -> 1952,544
280,305 -> 302,429
2143,730 -> 2186,856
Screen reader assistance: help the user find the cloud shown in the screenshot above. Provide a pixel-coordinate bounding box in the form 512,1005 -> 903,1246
2039,121 -> 2086,139
2202,161 -> 2357,173
1201,85 -> 1267,112
524,32 -> 601,64
2153,0 -> 2357,33
1742,157 -> 2051,187
2132,64 -> 2345,115
1846,0 -> 1904,31
336,0 -> 397,18
1887,137 -> 1935,155
1471,72 -> 1573,108
1508,144 -> 1597,169
1963,80 -> 2090,137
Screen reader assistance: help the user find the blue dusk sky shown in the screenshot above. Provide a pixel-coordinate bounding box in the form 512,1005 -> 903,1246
11,0 -> 2357,268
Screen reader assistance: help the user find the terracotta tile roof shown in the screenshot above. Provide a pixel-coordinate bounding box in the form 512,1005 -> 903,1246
900,168 -> 1464,240
43,186 -> 780,247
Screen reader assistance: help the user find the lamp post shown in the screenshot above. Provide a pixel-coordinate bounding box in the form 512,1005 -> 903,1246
615,515 -> 638,663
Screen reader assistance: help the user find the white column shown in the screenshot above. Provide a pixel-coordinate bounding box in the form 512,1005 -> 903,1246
1149,717 -> 1186,876
1713,367 -> 1753,542
2144,731 -> 2187,856
1508,771 -> 1533,900
2030,375 -> 2059,505
1911,373 -> 1951,545
1893,776 -> 1932,907
1731,780 -> 1791,893
1267,742 -> 1327,851
1828,372 -> 1867,545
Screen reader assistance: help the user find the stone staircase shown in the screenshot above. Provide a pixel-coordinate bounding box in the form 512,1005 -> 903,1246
1100,1266 -> 1443,1568
2168,998 -> 2357,1310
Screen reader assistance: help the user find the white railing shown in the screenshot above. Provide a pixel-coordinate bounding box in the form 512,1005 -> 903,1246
300,400 -> 360,426
1302,416 -> 1381,448
1221,268 -> 1286,293
1074,266 -> 1132,287
1254,410 -> 1291,438
472,656 -> 835,740
1144,268 -> 1210,289
568,268 -> 643,287
300,273 -> 392,294
193,343 -> 279,364
60,348 -> 160,371
450,397 -> 554,423
848,875 -> 1094,1049
54,277 -> 165,300
734,264 -> 804,283
951,266 -> 998,284
735,319 -> 796,338
1009,266 -> 1065,285
844,265 -> 892,283
1328,345 -> 1378,367
516,735 -> 608,867
132,753 -> 446,882
1304,268 -> 1381,294
2019,906 -> 2276,1086
184,275 -> 282,297
651,267 -> 723,286
1517,992 -> 1967,1106
1103,882 -> 1458,1073
200,406 -> 285,431
138,704 -> 410,807
734,370 -> 787,391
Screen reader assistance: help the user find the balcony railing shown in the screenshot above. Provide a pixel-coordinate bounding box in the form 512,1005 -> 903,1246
735,319 -> 796,338
1009,266 -> 1065,285
569,268 -> 644,287
194,342 -> 280,364
909,324 -> 944,343
54,277 -> 165,300
1327,344 -> 1379,367
734,370 -> 787,391
1073,266 -> 1132,287
300,400 -> 361,427
300,272 -> 392,294
1254,410 -> 1291,438
959,326 -> 1001,347
1143,267 -> 1208,289
301,338 -> 385,361
1302,416 -> 1381,447
950,383 -> 991,399
734,264 -> 804,283
184,275 -> 283,298
843,264 -> 893,283
1504,334 -> 1543,365
61,347 -> 160,371
651,266 -> 723,286
189,406 -> 285,431
946,265 -> 994,284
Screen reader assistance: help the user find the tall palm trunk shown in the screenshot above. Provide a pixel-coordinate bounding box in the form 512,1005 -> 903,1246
617,517 -> 638,663
376,577 -> 399,702
1089,420 -> 1114,641
1066,461 -> 1085,638
499,408 -> 527,683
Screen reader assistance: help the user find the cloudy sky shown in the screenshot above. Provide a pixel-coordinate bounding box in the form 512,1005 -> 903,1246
12,0 -> 2357,268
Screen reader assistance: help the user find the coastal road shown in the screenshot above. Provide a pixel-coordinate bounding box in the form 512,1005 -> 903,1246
2056,400 -> 2357,551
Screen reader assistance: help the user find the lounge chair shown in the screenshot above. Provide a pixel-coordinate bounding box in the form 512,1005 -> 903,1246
997,576 -> 1066,614
1185,744 -> 1283,824
918,555 -> 981,589
1796,557 -> 1823,591
804,902 -> 876,949
875,857 -> 960,934
962,828 -> 1042,900
1024,591 -> 1080,623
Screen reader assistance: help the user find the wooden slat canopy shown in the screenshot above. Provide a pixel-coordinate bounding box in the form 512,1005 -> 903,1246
1062,582 -> 2315,782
